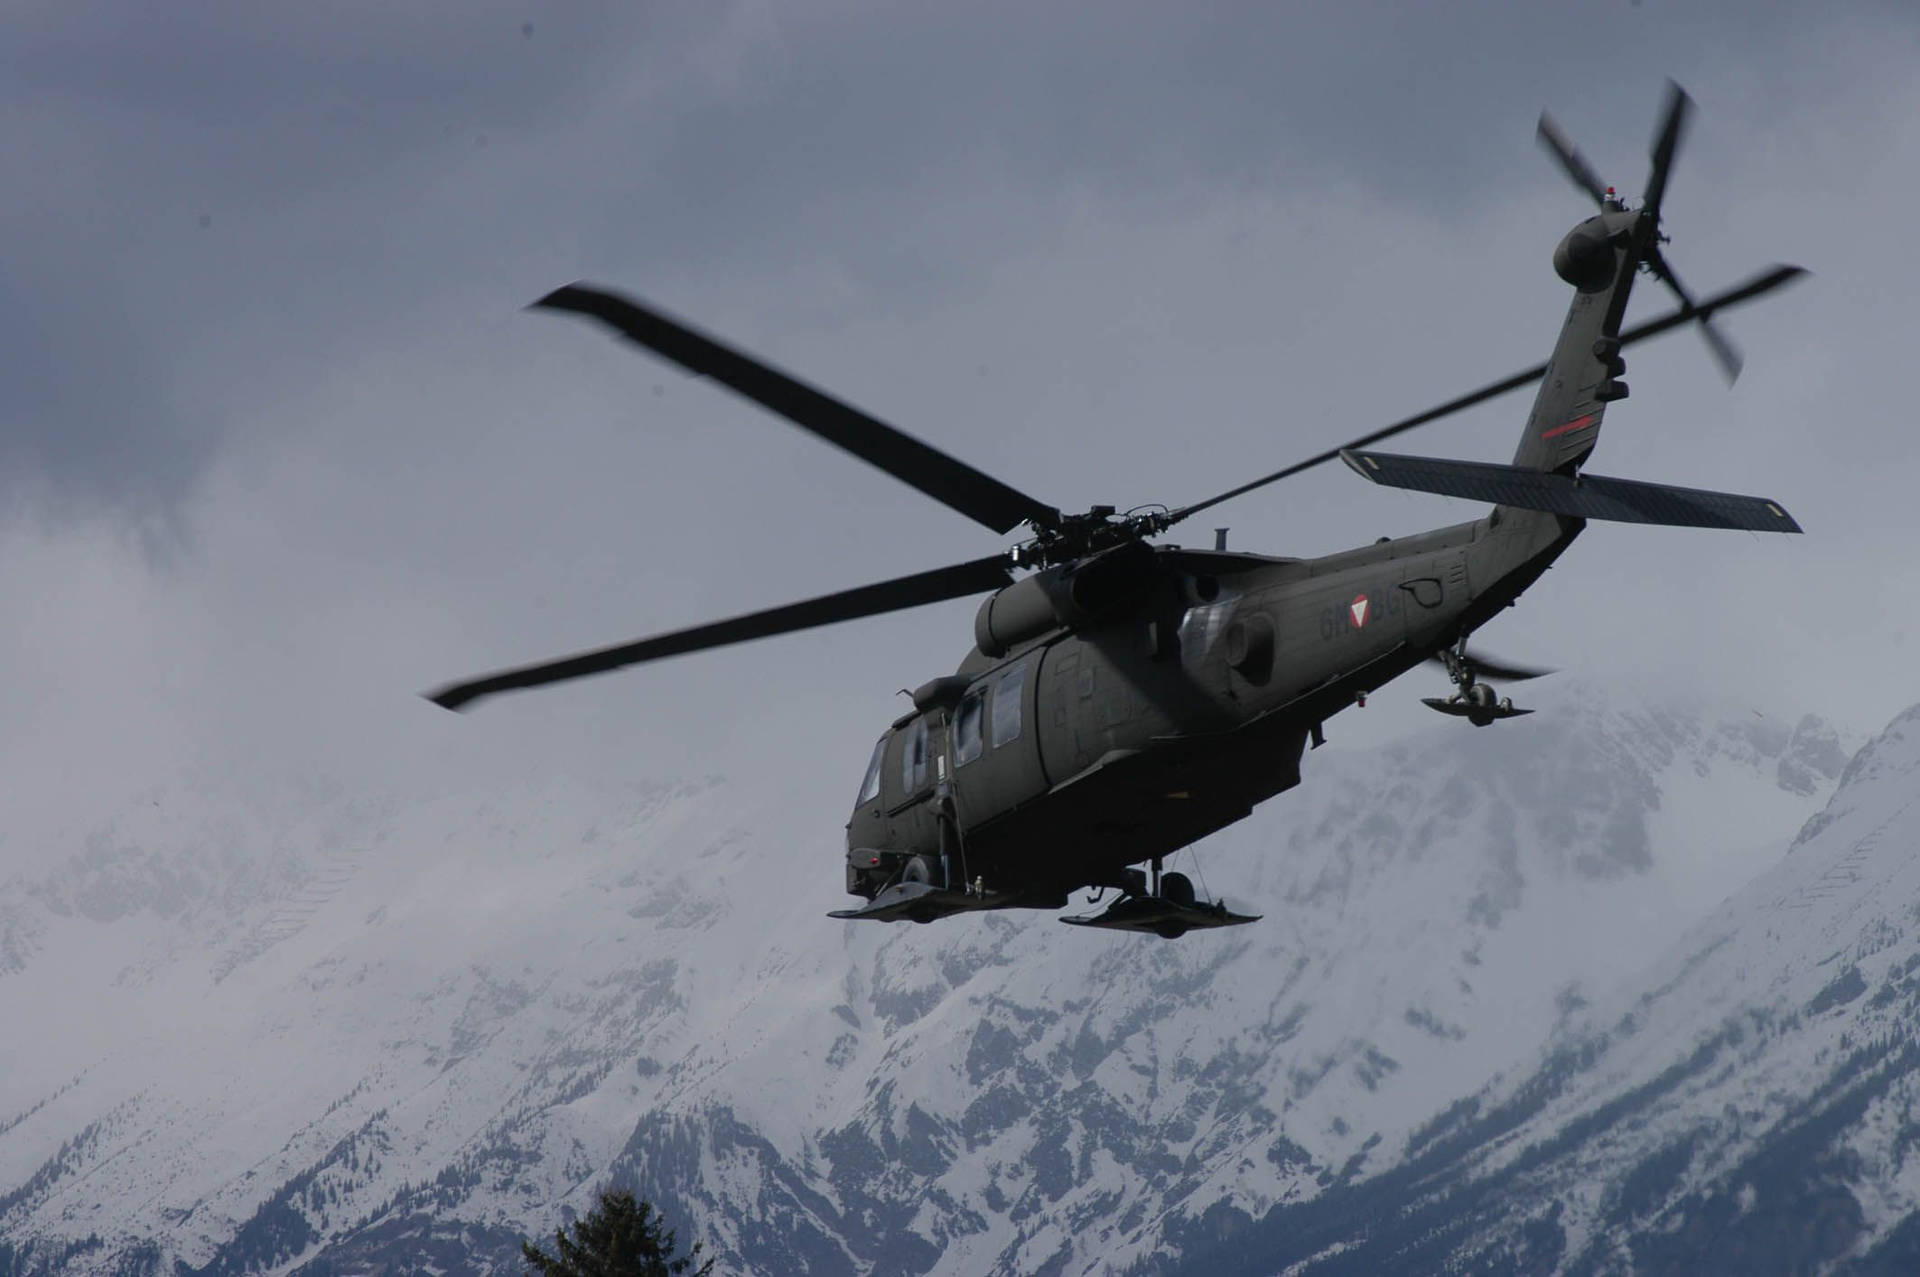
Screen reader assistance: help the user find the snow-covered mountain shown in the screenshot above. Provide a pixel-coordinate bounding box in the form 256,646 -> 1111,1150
0,684 -> 1857,1274
1183,699 -> 1920,1275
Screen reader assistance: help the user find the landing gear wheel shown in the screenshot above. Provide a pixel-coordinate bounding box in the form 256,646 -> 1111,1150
1160,871 -> 1195,908
902,855 -> 940,887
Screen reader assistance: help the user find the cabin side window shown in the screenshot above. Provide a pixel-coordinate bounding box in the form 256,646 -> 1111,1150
857,735 -> 886,805
899,717 -> 930,794
953,688 -> 985,765
990,660 -> 1026,747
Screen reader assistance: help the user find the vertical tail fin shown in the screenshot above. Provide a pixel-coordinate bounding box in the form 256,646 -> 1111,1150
1516,85 -> 1705,474
1509,204 -> 1647,473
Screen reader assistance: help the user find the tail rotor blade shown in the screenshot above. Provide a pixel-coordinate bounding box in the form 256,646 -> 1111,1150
1696,316 -> 1744,384
1647,245 -> 1744,384
1641,80 -> 1693,220
1537,111 -> 1610,207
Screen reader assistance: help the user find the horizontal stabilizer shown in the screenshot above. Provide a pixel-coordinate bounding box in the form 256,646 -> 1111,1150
1341,450 -> 1801,532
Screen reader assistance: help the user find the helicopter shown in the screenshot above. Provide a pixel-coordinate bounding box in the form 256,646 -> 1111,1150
430,83 -> 1804,938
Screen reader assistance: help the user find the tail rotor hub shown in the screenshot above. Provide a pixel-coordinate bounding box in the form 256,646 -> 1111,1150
1538,80 -> 1748,384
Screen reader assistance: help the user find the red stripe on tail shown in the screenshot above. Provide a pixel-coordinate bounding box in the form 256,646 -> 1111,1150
1540,413 -> 1597,441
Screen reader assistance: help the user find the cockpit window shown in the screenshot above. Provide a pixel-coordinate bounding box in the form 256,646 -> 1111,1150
857,736 -> 885,805
990,660 -> 1026,746
900,717 -> 930,794
953,688 -> 985,765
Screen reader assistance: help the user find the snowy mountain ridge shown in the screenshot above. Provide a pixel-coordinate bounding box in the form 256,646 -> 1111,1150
1186,701 -> 1920,1274
0,684 -> 1860,1273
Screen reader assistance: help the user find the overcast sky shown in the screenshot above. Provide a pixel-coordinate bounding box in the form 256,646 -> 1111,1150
2,1 -> 1916,843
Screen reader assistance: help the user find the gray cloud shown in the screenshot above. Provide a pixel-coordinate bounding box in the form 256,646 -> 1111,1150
0,2 -> 641,517
0,0 -> 1913,843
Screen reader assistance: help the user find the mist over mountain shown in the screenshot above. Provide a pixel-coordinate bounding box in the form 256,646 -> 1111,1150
1187,700 -> 1920,1275
0,684 -> 1865,1273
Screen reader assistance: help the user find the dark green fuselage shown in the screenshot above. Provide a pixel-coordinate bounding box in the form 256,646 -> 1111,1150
842,505 -> 1577,905
843,193 -> 1653,911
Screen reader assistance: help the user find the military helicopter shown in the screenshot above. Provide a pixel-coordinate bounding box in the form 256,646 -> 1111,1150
430,84 -> 1804,938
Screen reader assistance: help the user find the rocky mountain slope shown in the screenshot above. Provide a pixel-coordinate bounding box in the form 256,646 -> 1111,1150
1186,700 -> 1920,1275
0,685 -> 1854,1274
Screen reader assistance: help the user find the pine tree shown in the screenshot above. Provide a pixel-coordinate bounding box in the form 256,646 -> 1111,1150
522,1188 -> 713,1276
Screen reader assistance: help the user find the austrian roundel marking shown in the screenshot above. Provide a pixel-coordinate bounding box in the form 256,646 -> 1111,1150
1349,594 -> 1371,629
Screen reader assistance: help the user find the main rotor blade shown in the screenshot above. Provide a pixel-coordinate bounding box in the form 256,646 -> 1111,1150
426,554 -> 1014,711
1426,651 -> 1555,682
537,284 -> 1061,536
1640,80 -> 1693,220
1537,111 -> 1609,207
1646,246 -> 1743,383
1165,264 -> 1804,524
1616,263 -> 1803,348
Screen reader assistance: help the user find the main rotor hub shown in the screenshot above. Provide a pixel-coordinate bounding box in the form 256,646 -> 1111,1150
1012,505 -> 1175,570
